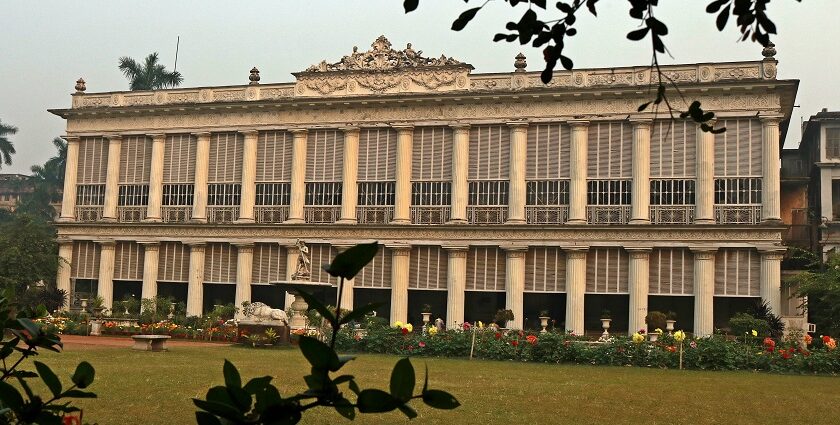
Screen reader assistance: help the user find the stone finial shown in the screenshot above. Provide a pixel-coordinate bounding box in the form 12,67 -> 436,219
762,42 -> 776,60
74,78 -> 86,93
249,67 -> 260,85
514,53 -> 527,72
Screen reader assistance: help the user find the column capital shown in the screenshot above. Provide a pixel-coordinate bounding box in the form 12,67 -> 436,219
105,134 -> 122,142
289,128 -> 309,136
501,245 -> 528,258
506,121 -> 529,129
340,126 -> 360,135
95,240 -> 116,249
185,241 -> 207,252
629,117 -> 653,129
565,246 -> 589,259
690,246 -> 718,259
443,245 -> 469,258
757,246 -> 787,259
57,238 -> 74,248
138,241 -> 160,251
240,129 -> 259,138
568,120 -> 590,129
234,242 -> 255,253
449,123 -> 471,131
392,124 -> 415,134
759,114 -> 785,125
62,135 -> 80,143
150,133 -> 166,142
194,132 -> 211,138
626,247 -> 652,259
388,244 -> 412,256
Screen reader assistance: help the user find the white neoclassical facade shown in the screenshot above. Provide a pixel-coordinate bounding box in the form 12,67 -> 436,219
50,36 -> 798,335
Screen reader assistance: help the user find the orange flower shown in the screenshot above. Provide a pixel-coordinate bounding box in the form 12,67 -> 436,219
526,335 -> 538,345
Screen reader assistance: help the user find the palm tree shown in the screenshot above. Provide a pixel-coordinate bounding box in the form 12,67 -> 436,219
30,137 -> 67,199
118,52 -> 183,91
0,119 -> 17,170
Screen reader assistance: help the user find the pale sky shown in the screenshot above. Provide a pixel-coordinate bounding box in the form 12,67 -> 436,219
1,0 -> 837,174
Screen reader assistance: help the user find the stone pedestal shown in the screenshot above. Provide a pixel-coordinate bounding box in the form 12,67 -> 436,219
289,293 -> 308,329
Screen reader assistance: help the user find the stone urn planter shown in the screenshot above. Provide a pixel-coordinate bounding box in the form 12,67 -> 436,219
649,332 -> 659,342
600,318 -> 612,338
665,320 -> 676,335
539,316 -> 550,333
421,312 -> 432,325
90,319 -> 102,336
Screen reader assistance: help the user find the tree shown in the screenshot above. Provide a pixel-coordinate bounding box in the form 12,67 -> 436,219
0,210 -> 60,296
118,52 -> 183,91
791,252 -> 840,336
0,119 -> 17,170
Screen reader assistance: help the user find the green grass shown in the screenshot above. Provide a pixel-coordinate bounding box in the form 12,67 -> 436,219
31,343 -> 840,425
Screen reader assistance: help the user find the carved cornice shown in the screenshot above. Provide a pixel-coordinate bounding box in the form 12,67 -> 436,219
300,36 -> 469,74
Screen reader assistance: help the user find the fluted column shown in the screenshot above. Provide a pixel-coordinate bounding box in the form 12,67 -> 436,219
101,135 -> 122,222
186,242 -> 206,316
392,126 -> 414,224
564,247 -> 588,334
284,244 -> 299,308
191,132 -> 211,222
145,134 -> 166,222
759,248 -> 786,315
237,130 -> 259,223
57,240 -> 73,311
334,245 -> 355,311
234,243 -> 254,317
507,122 -> 528,224
630,120 -> 651,224
390,245 -> 411,323
96,240 -> 116,310
338,127 -> 360,224
286,130 -> 308,224
695,124 -> 715,224
761,116 -> 783,223
504,246 -> 527,329
445,246 -> 468,328
568,121 -> 589,224
59,136 -> 80,221
627,248 -> 651,334
138,242 -> 160,303
449,124 -> 470,224
692,247 -> 717,336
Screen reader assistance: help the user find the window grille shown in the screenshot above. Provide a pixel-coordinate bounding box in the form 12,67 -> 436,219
411,181 -> 451,206
252,244 -> 285,284
409,246 -> 447,290
76,184 -> 105,206
468,180 -> 509,224
255,131 -> 293,224
714,178 -> 762,204
256,183 -> 291,205
468,125 -> 510,224
71,241 -> 100,279
119,136 -> 152,184
208,184 -> 241,206
585,248 -> 629,293
827,128 -> 840,159
204,243 -> 236,284
587,179 -> 631,205
355,247 -> 391,288
586,122 -> 631,224
305,130 -> 343,223
357,182 -> 395,223
524,247 -> 566,292
357,129 -> 396,223
306,182 -> 342,205
162,184 -> 194,206
158,242 -> 189,282
77,137 -> 108,184
465,247 -> 506,291
714,249 -> 760,296
527,180 -> 569,204
649,249 -> 693,295
412,127 -> 452,224
118,185 -> 149,206
114,242 -> 144,281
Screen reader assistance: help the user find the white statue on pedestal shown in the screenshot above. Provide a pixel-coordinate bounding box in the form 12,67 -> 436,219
291,239 -> 311,281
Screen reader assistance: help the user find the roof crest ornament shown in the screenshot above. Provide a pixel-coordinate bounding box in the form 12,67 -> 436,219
302,35 -> 470,73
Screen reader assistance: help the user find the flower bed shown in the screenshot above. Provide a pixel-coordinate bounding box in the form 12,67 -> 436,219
36,316 -> 240,342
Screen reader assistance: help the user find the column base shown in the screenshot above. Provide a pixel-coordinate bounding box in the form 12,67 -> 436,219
390,218 -> 411,225
190,218 -> 208,224
629,218 -> 651,225
694,218 -> 715,225
446,219 -> 468,225
505,218 -> 526,225
56,217 -> 75,223
235,218 -> 255,224
100,217 -> 117,223
565,218 -> 586,225
142,217 -> 162,223
761,218 -> 784,225
336,218 -> 358,225
283,218 -> 305,224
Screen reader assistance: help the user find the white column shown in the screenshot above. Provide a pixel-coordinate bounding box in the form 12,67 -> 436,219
504,246 -> 527,329
234,243 -> 254,317
186,242 -> 206,316
101,135 -> 122,222
390,245 -> 411,323
627,248 -> 651,334
286,130 -> 308,224
237,130 -> 259,223
449,124 -> 470,224
57,240 -> 73,311
761,116 -> 783,223
759,248 -> 786,315
630,120 -> 651,224
821,171 -> 833,220
59,136 -> 80,221
392,126 -> 414,224
338,127 -> 360,224
692,247 -> 717,336
507,122 -> 528,224
145,134 -> 165,222
138,242 -> 160,303
284,244 -> 299,308
334,245 -> 355,311
568,121 -> 589,224
695,124 -> 715,224
96,240 -> 116,311
445,246 -> 468,329
564,247 -> 588,334
191,132 -> 211,222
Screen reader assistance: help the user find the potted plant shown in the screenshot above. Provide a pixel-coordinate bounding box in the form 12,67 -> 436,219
421,304 -> 432,325
600,309 -> 612,337
538,310 -> 550,333
665,311 -> 678,335
89,296 -> 108,336
645,311 -> 667,335
494,309 -> 514,328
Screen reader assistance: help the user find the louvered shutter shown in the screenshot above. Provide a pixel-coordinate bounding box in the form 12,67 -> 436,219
158,242 -> 189,282
650,120 -> 696,178
306,130 -> 344,181
209,133 -> 244,183
648,249 -> 694,295
119,136 -> 152,183
163,134 -> 197,183
355,247 -> 392,288
408,246 -> 448,290
71,241 -> 100,279
114,242 -> 144,281
587,122 -> 631,178
527,123 -> 571,179
465,247 -> 506,291
308,244 -> 338,286
412,127 -> 452,180
204,243 -> 237,284
715,249 -> 761,296
358,129 -> 396,182
77,137 -> 108,184
585,248 -> 629,293
469,125 -> 510,180
524,247 -> 566,292
714,119 -> 762,177
252,244 -> 285,284
256,131 -> 293,182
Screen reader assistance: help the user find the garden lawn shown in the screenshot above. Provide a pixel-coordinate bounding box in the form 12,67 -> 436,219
33,341 -> 840,425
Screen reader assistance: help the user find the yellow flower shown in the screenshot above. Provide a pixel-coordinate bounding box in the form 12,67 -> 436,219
654,328 -> 663,335
393,321 -> 404,328
478,321 -> 485,329
674,330 -> 686,342
632,332 -> 645,344
405,323 -> 414,333
428,326 -> 438,336
751,329 -> 758,337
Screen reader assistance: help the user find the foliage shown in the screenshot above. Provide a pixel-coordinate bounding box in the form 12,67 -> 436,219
791,252 -> 840,335
493,309 -> 514,325
0,290 -> 97,424
112,295 -> 140,317
599,309 -> 611,320
17,287 -> 67,313
193,242 -> 459,424
118,52 -> 183,91
139,296 -> 178,324
0,211 -> 59,296
19,137 -> 68,220
665,311 -> 678,321
0,119 -> 17,169
728,312 -> 770,337
645,311 -> 667,331
749,300 -> 785,339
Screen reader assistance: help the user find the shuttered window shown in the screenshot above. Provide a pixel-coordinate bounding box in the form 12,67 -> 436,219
355,247 -> 391,288
358,129 -> 397,218
409,246 -> 447,290
527,123 -> 571,179
71,241 -> 100,279
158,242 -> 189,282
119,136 -> 152,184
524,247 -> 566,292
827,128 -> 840,159
649,249 -> 694,295
466,247 -> 506,291
257,131 -> 293,182
469,125 -> 510,181
585,248 -> 629,293
308,244 -> 338,286
714,249 -> 760,296
204,243 -> 237,284
714,119 -> 762,177
587,122 -> 631,178
306,130 -> 343,181
650,120 -> 696,178
209,133 -> 243,183
77,137 -> 108,184
163,134 -> 196,183
114,242 -> 144,281
252,244 -> 286,284
412,127 -> 452,181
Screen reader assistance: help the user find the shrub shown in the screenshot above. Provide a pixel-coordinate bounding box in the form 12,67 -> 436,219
729,312 -> 771,337
645,311 -> 667,331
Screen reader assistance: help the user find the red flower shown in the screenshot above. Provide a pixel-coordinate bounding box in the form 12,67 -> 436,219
526,335 -> 538,345
666,345 -> 676,353
781,350 -> 791,360
494,332 -> 502,340
788,347 -> 795,353
511,340 -> 519,347
419,341 -> 426,348
62,416 -> 81,425
823,335 -> 832,344
401,327 -> 409,335
463,322 -> 471,331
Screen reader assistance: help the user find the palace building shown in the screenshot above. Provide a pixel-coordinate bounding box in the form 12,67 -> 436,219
49,36 -> 800,335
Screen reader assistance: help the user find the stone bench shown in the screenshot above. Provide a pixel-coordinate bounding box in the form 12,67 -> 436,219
131,335 -> 171,352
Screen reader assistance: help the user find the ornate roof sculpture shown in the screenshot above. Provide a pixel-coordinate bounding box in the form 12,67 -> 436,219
302,35 -> 470,73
